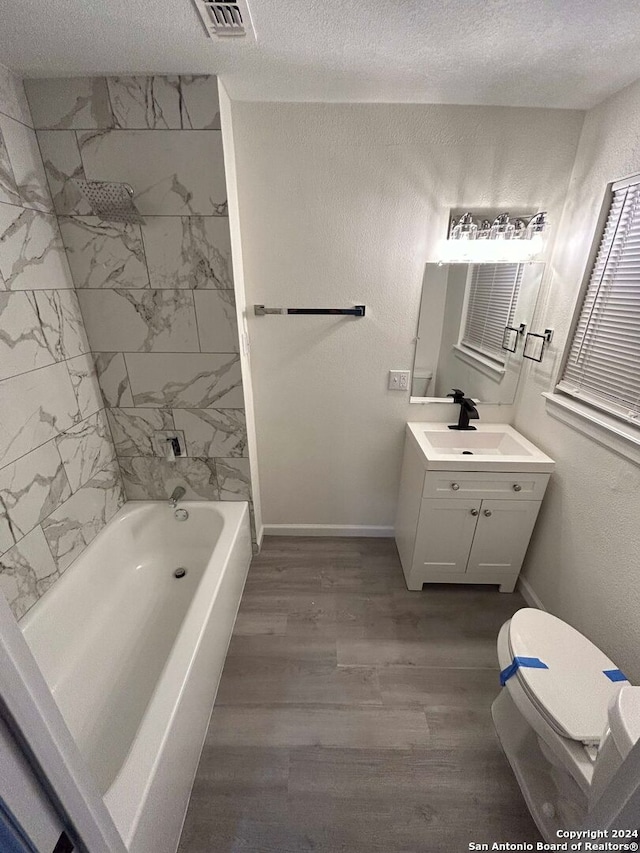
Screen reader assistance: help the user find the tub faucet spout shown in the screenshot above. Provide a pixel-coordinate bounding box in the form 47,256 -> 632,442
169,486 -> 186,508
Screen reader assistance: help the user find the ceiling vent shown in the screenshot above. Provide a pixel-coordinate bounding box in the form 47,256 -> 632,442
193,0 -> 254,38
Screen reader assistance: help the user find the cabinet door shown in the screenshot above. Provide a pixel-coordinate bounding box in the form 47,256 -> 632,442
466,499 -> 541,574
413,499 -> 481,574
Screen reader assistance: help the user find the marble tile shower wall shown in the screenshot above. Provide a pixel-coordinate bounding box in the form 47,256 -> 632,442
0,67 -> 124,620
23,76 -> 252,520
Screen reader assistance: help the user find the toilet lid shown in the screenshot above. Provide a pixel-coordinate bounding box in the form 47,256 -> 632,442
507,609 -> 629,743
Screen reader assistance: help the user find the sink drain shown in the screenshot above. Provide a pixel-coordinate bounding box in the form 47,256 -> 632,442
174,567 -> 187,579
462,450 -> 474,455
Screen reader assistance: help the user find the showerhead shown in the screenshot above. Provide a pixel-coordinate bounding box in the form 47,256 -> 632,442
73,180 -> 144,224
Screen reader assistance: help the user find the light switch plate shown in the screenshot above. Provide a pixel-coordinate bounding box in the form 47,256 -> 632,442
388,370 -> 411,391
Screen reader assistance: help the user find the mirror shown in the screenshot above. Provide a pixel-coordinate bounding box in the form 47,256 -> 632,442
411,262 -> 544,404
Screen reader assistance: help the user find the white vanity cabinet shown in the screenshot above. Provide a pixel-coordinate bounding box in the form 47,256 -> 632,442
395,425 -> 553,593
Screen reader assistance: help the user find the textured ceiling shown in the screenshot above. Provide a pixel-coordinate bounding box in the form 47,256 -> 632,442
1,0 -> 640,108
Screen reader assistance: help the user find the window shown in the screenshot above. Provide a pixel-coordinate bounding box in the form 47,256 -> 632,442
459,263 -> 524,366
557,176 -> 640,424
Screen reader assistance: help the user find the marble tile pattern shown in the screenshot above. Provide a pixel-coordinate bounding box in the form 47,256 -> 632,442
94,352 -> 134,407
0,291 -> 55,381
20,76 -> 251,514
36,131 -> 92,216
0,527 -> 60,620
0,361 -> 79,470
41,463 -> 125,574
59,217 -> 149,289
26,75 -> 220,132
216,458 -> 252,501
0,125 -> 21,206
55,410 -> 117,492
108,77 -> 184,130
78,289 -> 199,353
119,457 -> 251,503
119,457 -> 219,500
24,78 -> 114,131
0,205 -> 74,290
0,66 -> 33,126
0,290 -> 89,382
173,409 -> 247,458
78,129 -> 228,216
193,290 -> 239,352
177,76 -> 222,130
66,352 -> 103,421
106,407 -> 175,457
125,353 -> 243,408
35,289 -> 90,361
0,70 -> 125,621
142,216 -> 234,289
0,114 -> 52,211
0,442 -> 71,553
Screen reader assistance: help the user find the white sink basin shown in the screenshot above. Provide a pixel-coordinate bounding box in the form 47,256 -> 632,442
407,422 -> 555,472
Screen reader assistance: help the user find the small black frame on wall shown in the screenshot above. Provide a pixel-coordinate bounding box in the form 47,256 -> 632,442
523,329 -> 554,362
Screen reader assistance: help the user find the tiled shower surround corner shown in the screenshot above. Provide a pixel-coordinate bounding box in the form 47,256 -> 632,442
26,74 -> 250,506
0,67 -> 124,620
0,72 -> 252,620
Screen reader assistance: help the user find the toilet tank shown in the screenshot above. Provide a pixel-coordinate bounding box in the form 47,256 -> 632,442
412,369 -> 433,397
589,686 -> 640,808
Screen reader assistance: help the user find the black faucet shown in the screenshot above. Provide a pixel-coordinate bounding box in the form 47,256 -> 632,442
447,389 -> 479,431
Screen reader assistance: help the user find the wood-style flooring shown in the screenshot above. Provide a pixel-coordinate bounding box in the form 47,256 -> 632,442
177,536 -> 540,852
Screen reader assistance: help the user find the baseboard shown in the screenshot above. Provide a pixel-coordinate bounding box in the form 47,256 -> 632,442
261,524 -> 395,538
256,524 -> 265,551
516,575 -> 547,611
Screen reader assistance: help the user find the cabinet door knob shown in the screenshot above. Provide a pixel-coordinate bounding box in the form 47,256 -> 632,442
483,509 -> 492,517
451,483 -> 460,491
513,483 -> 522,492
470,508 -> 479,516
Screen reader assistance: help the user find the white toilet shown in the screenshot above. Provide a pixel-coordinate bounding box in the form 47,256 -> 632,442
492,608 -> 640,839
411,368 -> 433,397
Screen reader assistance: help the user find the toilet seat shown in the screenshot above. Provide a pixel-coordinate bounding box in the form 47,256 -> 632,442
494,616 -> 639,840
504,609 -> 629,745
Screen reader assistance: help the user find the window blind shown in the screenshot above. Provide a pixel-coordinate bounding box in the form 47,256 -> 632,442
461,263 -> 523,363
558,178 -> 640,420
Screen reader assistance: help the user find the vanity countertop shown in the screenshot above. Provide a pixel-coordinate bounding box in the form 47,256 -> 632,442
406,422 -> 556,473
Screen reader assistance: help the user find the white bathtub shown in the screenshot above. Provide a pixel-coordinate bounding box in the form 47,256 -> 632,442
21,500 -> 252,853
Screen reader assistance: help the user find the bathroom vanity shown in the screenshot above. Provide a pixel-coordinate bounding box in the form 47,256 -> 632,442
395,423 -> 555,592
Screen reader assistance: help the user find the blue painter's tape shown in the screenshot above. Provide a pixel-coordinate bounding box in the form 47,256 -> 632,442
500,656 -> 549,687
604,669 -> 628,682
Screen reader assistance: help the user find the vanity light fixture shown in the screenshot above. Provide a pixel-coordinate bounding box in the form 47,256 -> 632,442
450,211 -> 548,242
526,211 -> 548,238
512,218 -> 527,237
490,213 -> 515,240
438,210 -> 548,263
476,219 -> 492,240
450,212 -> 478,240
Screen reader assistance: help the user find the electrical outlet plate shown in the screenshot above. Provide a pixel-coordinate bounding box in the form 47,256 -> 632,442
388,370 -> 411,391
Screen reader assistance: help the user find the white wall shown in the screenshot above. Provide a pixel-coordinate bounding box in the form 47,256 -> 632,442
219,81 -> 264,544
514,78 -> 640,682
231,102 -> 583,529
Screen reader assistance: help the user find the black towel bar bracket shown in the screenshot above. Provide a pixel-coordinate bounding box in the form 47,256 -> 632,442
254,304 -> 366,317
